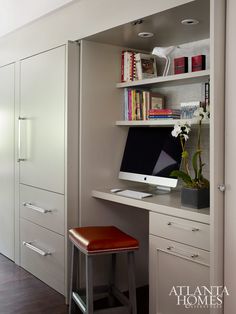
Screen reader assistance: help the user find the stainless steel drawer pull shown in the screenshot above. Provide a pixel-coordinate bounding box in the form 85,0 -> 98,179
23,241 -> 52,256
167,246 -> 199,259
167,221 -> 200,232
23,202 -> 52,214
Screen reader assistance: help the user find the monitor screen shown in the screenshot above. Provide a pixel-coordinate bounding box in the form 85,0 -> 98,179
119,127 -> 182,188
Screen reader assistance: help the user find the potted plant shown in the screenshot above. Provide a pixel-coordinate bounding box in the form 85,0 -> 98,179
171,107 -> 210,209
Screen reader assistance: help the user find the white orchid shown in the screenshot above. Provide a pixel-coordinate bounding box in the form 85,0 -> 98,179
182,134 -> 189,141
171,124 -> 181,137
193,106 -> 210,122
170,107 -> 209,189
171,121 -> 191,140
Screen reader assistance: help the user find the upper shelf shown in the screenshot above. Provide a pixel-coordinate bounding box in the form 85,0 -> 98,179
116,69 -> 210,88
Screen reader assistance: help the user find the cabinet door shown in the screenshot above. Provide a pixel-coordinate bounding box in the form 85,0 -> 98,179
0,63 -> 15,260
19,46 -> 65,194
149,235 -> 210,314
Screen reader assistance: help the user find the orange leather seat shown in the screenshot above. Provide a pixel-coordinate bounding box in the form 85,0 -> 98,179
69,226 -> 139,254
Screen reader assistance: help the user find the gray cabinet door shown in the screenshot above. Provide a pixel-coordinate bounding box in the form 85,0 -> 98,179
149,235 -> 210,314
19,46 -> 65,194
0,63 -> 15,260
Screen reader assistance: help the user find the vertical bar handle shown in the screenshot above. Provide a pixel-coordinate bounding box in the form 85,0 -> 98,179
18,117 -> 27,162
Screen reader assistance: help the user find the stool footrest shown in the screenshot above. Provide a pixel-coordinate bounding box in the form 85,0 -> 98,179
77,285 -> 110,298
72,292 -> 86,313
111,285 -> 130,307
94,306 -> 129,314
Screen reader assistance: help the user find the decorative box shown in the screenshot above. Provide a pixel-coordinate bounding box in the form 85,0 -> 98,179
192,55 -> 206,72
174,57 -> 188,74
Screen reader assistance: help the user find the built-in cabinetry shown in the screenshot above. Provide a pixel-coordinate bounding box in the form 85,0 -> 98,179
16,43 -> 79,296
0,0 -> 225,312
86,0 -> 225,313
0,63 -> 15,261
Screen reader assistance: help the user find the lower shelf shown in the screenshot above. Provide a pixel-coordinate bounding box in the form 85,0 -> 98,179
115,119 -> 210,127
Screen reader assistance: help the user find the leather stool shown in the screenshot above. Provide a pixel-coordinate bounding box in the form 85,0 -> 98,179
69,226 -> 139,314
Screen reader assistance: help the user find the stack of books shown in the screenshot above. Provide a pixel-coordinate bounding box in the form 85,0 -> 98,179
121,51 -> 157,82
148,109 -> 181,120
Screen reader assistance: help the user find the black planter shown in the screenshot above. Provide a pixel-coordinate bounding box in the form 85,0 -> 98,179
181,187 -> 210,209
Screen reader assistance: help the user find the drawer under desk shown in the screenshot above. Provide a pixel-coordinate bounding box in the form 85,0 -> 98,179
150,211 -> 210,251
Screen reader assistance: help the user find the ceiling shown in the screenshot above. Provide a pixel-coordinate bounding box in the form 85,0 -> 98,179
0,0 -> 76,38
87,0 -> 210,51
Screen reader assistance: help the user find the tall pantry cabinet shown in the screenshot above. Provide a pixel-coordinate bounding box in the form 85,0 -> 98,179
0,63 -> 15,261
16,42 -> 79,296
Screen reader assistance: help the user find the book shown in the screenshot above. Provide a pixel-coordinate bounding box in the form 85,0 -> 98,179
149,109 -> 180,115
121,51 -> 137,82
121,50 -> 125,82
135,53 -> 157,80
148,115 -> 180,119
174,57 -> 188,74
205,82 -> 210,108
148,108 -> 180,119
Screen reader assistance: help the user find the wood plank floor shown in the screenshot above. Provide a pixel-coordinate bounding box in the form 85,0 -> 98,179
0,254 -> 148,314
0,254 -> 68,314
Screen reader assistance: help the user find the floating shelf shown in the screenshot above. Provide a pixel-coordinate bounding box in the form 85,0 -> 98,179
116,69 -> 210,88
115,119 -> 210,127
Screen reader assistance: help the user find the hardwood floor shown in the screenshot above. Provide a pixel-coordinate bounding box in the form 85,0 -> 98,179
0,254 -> 148,314
0,254 -> 68,314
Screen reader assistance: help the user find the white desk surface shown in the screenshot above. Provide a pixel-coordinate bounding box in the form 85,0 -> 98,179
92,188 -> 210,224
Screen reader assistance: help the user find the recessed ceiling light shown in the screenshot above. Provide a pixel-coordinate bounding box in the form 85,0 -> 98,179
138,32 -> 154,38
181,18 -> 199,25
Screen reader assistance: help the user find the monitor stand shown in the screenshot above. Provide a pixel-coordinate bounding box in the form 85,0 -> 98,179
148,185 -> 171,195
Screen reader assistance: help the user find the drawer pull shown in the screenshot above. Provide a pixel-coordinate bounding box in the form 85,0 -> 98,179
23,241 -> 52,256
167,221 -> 199,232
167,246 -> 199,259
23,202 -> 52,214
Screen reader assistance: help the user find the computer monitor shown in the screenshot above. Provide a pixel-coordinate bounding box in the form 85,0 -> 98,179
119,127 -> 182,190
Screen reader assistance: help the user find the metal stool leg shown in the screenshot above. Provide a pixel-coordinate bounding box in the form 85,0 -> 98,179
128,251 -> 137,314
86,255 -> 94,314
108,253 -> 116,307
69,244 -> 78,314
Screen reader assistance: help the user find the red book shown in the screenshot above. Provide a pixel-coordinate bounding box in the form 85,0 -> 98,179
149,109 -> 180,115
121,51 -> 125,82
174,57 -> 188,74
192,55 -> 206,72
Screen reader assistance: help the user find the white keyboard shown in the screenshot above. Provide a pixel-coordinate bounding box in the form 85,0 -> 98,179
115,189 -> 152,200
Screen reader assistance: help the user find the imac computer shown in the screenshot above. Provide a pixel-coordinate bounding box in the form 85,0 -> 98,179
119,127 -> 182,194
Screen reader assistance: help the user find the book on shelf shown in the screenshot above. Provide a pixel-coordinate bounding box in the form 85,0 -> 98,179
205,81 -> 210,108
123,89 -> 173,121
121,51 -> 157,82
148,115 -> 180,119
121,51 -> 136,82
148,108 -> 181,120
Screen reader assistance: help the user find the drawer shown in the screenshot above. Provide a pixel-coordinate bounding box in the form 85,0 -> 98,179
20,184 -> 64,235
150,234 -> 210,267
149,212 -> 210,251
20,218 -> 65,295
